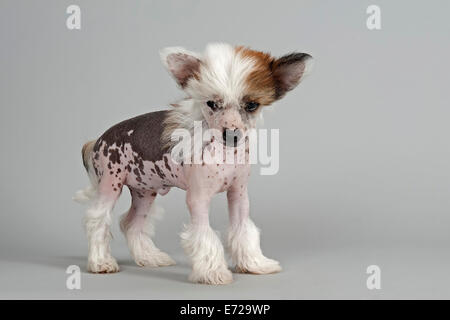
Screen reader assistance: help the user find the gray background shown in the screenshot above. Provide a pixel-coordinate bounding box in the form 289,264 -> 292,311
1,0 -> 449,299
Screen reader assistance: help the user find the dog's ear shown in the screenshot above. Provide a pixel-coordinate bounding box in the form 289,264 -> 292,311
160,47 -> 202,88
271,53 -> 313,99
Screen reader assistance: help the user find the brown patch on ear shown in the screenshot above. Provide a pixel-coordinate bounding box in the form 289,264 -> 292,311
236,46 -> 277,106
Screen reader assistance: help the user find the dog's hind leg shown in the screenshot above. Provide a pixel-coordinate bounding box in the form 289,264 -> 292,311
85,177 -> 122,273
120,189 -> 175,267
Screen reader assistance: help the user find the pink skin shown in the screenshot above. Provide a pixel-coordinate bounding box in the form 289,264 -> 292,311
91,134 -> 251,225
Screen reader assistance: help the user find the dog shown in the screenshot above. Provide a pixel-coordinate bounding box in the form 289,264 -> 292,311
74,43 -> 313,284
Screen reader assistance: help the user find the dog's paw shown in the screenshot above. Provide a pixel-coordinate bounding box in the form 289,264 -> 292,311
189,267 -> 233,285
87,256 -> 120,273
134,250 -> 176,267
235,257 -> 282,275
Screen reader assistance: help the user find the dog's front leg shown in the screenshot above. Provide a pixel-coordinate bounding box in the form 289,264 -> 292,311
181,189 -> 233,285
227,184 -> 282,274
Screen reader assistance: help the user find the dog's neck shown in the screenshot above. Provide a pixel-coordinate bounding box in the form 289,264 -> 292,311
162,98 -> 206,151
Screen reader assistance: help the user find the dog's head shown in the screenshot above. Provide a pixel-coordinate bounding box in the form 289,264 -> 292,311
161,43 -> 313,147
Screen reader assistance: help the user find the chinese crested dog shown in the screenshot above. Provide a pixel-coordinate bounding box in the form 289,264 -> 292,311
74,43 -> 313,284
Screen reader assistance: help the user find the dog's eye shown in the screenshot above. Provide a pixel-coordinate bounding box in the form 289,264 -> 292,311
245,101 -> 259,112
206,100 -> 218,111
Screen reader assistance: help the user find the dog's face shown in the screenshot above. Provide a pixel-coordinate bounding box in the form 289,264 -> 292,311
161,43 -> 313,146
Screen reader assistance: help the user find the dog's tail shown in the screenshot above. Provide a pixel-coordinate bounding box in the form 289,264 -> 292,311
73,140 -> 98,204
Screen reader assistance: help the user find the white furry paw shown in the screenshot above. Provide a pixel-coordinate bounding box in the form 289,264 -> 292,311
189,266 -> 233,285
235,257 -> 282,275
87,256 -> 120,273
134,250 -> 176,267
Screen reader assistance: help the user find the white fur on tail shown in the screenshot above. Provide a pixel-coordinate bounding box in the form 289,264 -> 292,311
73,140 -> 98,204
73,185 -> 97,204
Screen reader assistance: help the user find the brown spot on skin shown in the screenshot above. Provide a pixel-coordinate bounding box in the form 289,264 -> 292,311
109,148 -> 121,165
152,192 -> 157,197
116,168 -> 121,174
154,164 -> 166,180
109,171 -> 114,175
163,155 -> 171,171
113,188 -> 117,191
133,168 -> 140,177
118,183 -> 122,188
125,164 -> 132,172
134,155 -> 144,171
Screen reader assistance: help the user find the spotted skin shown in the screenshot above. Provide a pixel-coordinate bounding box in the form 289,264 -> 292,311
89,111 -> 251,201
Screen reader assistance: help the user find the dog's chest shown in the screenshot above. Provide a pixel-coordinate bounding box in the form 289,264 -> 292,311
185,162 -> 250,193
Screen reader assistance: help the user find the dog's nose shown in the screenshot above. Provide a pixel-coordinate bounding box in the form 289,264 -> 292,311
222,128 -> 242,147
